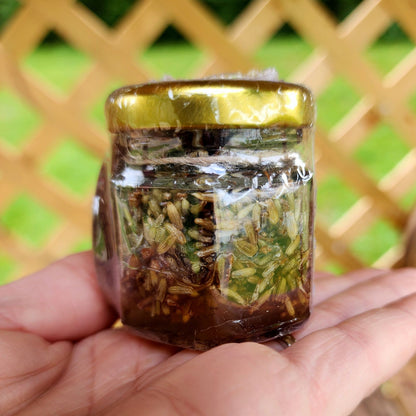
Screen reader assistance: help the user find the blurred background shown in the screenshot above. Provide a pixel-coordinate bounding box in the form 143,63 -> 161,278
1,0 -> 416,284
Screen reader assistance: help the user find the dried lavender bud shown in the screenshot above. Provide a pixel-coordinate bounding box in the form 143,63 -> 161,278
99,126 -> 314,351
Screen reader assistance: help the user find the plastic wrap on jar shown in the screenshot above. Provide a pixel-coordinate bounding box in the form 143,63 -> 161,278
93,76 -> 315,350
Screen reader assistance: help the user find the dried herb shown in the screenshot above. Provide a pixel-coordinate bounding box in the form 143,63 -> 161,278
98,126 -> 316,350
118,172 -> 312,337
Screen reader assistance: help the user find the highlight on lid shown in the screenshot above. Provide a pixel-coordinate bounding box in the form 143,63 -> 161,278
105,79 -> 315,131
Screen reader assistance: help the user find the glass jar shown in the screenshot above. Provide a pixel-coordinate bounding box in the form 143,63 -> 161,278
93,79 -> 315,350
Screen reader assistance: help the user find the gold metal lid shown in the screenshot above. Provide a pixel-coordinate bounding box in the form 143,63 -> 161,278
105,79 -> 315,132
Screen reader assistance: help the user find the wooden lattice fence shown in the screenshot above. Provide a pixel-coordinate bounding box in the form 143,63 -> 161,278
1,0 -> 416,281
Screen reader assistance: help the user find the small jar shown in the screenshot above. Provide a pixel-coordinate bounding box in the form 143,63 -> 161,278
93,79 -> 315,350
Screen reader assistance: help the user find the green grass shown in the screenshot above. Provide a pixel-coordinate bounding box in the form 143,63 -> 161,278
141,42 -> 204,78
41,139 -> 101,196
255,36 -> 313,79
366,40 -> 415,76
0,89 -> 41,147
1,36 -> 416,283
352,220 -> 402,264
354,123 -> 411,181
316,173 -> 360,225
1,194 -> 61,247
0,254 -> 16,285
317,77 -> 361,129
24,43 -> 92,94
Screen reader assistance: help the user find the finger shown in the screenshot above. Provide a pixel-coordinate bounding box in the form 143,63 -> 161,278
0,330 -> 71,415
133,348 -> 200,390
299,268 -> 416,337
267,269 -> 411,350
116,288 -> 416,416
263,269 -> 412,352
15,329 -> 180,416
283,290 -> 416,416
102,342 -> 288,416
0,251 -> 116,341
313,268 -> 387,304
313,271 -> 335,280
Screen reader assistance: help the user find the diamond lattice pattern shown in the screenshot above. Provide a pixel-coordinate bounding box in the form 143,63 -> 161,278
1,0 -> 416,280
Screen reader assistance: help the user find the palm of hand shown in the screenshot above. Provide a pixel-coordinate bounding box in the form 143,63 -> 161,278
1,252 -> 416,416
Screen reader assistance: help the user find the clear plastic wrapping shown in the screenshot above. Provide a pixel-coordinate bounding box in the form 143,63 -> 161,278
93,78 -> 315,350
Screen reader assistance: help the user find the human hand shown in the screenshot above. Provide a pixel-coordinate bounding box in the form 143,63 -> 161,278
1,252 -> 416,416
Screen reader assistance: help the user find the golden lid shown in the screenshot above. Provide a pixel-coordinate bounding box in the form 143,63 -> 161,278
105,79 -> 315,132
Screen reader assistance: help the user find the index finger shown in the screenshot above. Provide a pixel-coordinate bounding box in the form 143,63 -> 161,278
0,251 -> 116,341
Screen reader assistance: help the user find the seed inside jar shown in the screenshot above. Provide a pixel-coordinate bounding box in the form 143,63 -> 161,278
119,178 -> 311,327
109,126 -> 314,350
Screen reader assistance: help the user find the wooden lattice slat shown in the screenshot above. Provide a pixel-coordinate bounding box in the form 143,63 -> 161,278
1,0 -> 416,279
199,0 -> 284,75
1,4 -> 50,59
292,0 -> 391,94
160,0 -> 255,71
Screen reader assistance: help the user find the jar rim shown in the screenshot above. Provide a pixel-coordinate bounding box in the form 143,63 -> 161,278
105,79 -> 315,132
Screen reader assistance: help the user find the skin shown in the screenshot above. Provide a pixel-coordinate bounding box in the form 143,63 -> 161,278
0,252 -> 416,416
